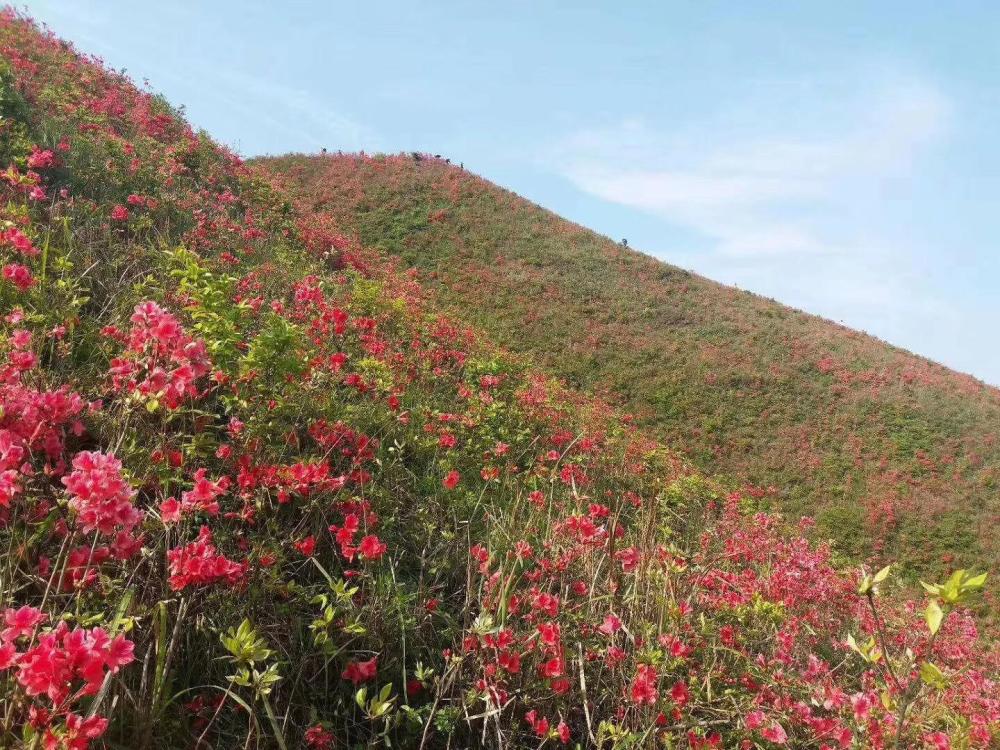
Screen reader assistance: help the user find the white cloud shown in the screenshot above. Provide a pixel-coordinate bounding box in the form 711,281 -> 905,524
24,1 -> 377,157
212,71 -> 379,155
549,74 -> 972,375
558,77 -> 951,260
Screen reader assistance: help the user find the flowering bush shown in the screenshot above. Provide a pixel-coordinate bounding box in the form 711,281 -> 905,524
0,9 -> 995,750
0,612 -> 134,748
63,451 -> 142,535
262,150 -> 1000,593
107,300 -> 212,410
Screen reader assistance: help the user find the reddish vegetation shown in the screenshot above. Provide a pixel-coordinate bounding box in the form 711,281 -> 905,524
261,152 -> 1000,590
0,9 -> 997,749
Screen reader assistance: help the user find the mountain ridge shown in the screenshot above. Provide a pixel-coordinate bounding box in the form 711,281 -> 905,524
260,151 -> 1000,586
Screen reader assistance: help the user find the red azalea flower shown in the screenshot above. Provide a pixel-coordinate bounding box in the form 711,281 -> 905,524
341,656 -> 377,685
294,535 -> 316,556
62,451 -> 143,536
304,725 -> 334,749
557,720 -> 570,743
358,534 -> 387,560
3,263 -> 35,291
761,722 -> 788,745
670,680 -> 690,708
598,613 -> 622,636
630,664 -> 658,705
166,526 -> 245,591
159,497 -> 181,524
2,605 -> 47,641
26,146 -> 55,169
539,657 -> 563,679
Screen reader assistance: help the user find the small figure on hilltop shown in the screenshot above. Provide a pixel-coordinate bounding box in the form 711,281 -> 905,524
621,238 -> 628,247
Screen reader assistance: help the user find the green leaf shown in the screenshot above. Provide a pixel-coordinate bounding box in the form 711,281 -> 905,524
379,682 -> 393,703
872,564 -> 892,584
859,563 -> 893,595
920,661 -> 948,689
857,574 -> 873,596
962,571 -> 987,590
845,633 -> 881,663
924,599 -> 944,635
343,619 -> 366,635
919,580 -> 940,596
942,571 -> 964,603
926,570 -> 989,605
846,633 -> 859,653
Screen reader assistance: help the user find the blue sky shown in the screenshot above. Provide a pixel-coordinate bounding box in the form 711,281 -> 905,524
24,1 -> 1000,385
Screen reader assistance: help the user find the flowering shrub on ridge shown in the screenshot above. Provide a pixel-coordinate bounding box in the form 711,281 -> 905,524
0,9 -> 996,749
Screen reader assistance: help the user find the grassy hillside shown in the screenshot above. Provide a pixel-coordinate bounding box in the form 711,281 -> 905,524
260,153 -> 1000,585
1,10 -> 997,749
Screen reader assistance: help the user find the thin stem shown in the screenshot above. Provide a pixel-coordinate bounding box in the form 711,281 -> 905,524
865,592 -> 901,691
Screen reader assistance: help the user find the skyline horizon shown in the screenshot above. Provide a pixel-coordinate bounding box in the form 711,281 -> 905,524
22,0 -> 1000,386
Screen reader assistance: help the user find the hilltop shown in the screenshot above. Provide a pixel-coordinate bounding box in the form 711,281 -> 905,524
260,152 -> 1000,584
0,10 -> 997,749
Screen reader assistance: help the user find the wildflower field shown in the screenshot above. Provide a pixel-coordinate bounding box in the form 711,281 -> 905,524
0,10 -> 997,749
260,153 -> 1000,590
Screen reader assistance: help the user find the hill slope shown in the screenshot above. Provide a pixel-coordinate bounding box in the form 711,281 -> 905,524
1,11 -> 998,749
261,153 -> 1000,583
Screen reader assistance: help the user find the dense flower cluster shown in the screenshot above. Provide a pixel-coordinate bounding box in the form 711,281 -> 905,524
12,620 -> 135,702
0,347 -> 85,462
303,724 -> 335,749
107,301 -> 212,409
62,451 -> 142,535
159,468 -> 231,523
166,526 -> 246,591
0,336 -> 86,520
0,607 -> 133,749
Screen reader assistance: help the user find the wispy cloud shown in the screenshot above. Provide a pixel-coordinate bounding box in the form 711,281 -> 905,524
550,73 -> 966,366
27,1 -> 378,157
557,76 -> 951,260
210,71 -> 379,155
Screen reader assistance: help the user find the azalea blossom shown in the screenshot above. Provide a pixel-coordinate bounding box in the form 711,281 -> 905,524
166,526 -> 245,590
3,263 -> 35,291
442,469 -> 460,489
341,656 -> 377,685
761,721 -> 788,745
597,613 -> 622,636
62,451 -> 143,535
631,663 -> 658,705
358,534 -> 386,560
294,535 -> 316,556
2,606 -> 46,642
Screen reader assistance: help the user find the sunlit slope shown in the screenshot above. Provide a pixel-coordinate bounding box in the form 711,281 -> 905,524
261,152 -> 1000,583
2,10 -> 998,747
